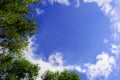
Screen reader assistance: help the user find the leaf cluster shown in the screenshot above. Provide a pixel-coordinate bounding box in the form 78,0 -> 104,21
0,0 -> 39,55
0,0 -> 40,80
42,70 -> 81,80
0,54 -> 40,80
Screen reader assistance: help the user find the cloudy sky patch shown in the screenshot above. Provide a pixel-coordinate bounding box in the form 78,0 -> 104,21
25,0 -> 120,80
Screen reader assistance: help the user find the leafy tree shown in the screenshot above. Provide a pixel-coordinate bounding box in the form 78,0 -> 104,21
42,70 -> 81,80
0,0 -> 39,55
0,0 -> 40,80
0,54 -> 40,80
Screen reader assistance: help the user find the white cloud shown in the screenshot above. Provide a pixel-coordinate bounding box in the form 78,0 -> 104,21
24,0 -> 120,80
83,0 -> 120,42
24,38 -> 117,80
48,52 -> 64,66
48,0 -> 70,6
84,52 -> 116,80
41,0 -> 47,6
35,8 -> 44,15
82,0 -> 120,79
75,0 -> 80,7
24,37 -> 86,80
84,0 -> 112,6
103,38 -> 109,43
110,44 -> 120,55
111,32 -> 119,41
83,0 -> 112,18
41,0 -> 81,7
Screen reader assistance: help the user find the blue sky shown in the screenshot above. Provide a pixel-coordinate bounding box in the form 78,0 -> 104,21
25,0 -> 120,80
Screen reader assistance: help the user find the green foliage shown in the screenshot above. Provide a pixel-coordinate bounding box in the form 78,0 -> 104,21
0,0 -> 39,55
0,54 -> 40,80
0,54 -> 14,76
42,70 -> 81,80
0,0 -> 40,80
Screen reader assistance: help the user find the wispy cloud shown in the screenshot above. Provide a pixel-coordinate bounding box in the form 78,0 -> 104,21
103,38 -> 109,43
35,8 -> 44,15
84,52 -> 116,80
75,0 -> 80,7
24,37 -> 86,80
25,0 -> 120,80
24,37 -> 118,80
83,0 -> 120,79
110,44 -> 120,55
48,0 -> 71,6
85,0 -> 120,79
83,0 -> 120,42
41,0 -> 81,7
48,52 -> 64,66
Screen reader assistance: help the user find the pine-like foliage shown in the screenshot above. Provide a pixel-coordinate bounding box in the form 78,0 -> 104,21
0,0 -> 39,55
0,0 -> 40,80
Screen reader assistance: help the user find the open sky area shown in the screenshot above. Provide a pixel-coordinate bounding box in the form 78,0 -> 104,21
25,0 -> 120,80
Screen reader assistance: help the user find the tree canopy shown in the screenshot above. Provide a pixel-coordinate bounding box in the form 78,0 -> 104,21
42,70 -> 81,80
0,54 -> 40,80
0,0 -> 40,80
0,0 -> 39,55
